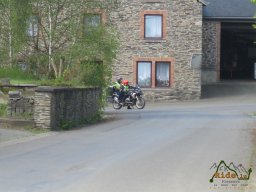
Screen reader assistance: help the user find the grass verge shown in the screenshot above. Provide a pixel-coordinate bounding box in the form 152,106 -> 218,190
0,104 -> 7,117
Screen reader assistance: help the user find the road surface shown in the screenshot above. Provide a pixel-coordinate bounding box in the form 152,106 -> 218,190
0,96 -> 256,192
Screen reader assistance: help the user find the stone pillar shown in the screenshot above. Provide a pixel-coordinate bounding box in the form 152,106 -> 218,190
202,21 -> 221,84
34,88 -> 52,129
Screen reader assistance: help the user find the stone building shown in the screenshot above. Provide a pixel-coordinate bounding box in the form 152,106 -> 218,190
109,0 -> 204,101
107,0 -> 256,101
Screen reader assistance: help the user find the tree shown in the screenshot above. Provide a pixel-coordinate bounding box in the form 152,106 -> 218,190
0,0 -> 31,66
23,0 -> 118,82
252,0 -> 256,28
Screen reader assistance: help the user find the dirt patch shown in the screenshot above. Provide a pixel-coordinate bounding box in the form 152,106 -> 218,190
0,118 -> 34,129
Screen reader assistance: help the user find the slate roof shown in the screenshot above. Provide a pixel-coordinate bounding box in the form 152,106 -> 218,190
203,0 -> 256,19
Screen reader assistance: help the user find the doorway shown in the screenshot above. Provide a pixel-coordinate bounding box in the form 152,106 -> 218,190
220,22 -> 256,80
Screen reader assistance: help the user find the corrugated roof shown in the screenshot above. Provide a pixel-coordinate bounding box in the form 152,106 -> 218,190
203,0 -> 256,19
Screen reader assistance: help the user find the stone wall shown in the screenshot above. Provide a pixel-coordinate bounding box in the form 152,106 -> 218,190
109,0 -> 203,101
34,87 -> 101,130
202,20 -> 221,84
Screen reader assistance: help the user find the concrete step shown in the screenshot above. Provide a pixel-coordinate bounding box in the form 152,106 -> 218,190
201,81 -> 256,98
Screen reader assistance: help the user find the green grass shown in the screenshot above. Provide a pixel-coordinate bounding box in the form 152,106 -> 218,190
10,79 -> 40,85
0,67 -> 38,84
248,112 -> 256,117
0,103 -> 7,117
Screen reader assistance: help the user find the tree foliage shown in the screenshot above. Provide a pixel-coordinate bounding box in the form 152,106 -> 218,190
0,0 -> 31,66
252,0 -> 256,28
0,0 -> 119,88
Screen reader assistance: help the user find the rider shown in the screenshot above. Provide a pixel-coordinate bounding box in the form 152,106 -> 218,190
113,77 -> 124,103
122,80 -> 129,92
122,79 -> 133,109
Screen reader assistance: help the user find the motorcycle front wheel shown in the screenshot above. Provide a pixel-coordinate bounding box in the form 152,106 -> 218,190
113,100 -> 122,110
135,97 -> 145,109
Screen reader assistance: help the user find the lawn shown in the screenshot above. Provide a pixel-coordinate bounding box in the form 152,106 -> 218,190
0,103 -> 7,117
0,67 -> 38,85
10,79 -> 39,85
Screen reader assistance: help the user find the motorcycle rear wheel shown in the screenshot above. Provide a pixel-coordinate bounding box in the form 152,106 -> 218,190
135,97 -> 145,109
113,100 -> 122,110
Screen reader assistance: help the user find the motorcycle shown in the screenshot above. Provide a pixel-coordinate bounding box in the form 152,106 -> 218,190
110,84 -> 146,110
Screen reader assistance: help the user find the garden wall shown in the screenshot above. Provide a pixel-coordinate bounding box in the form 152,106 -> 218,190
33,87 -> 101,130
6,86 -> 101,130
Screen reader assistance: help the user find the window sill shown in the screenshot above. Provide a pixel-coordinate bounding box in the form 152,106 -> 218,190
142,87 -> 172,91
142,39 -> 167,43
143,0 -> 166,3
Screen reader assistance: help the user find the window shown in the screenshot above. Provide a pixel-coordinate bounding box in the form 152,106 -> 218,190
140,10 -> 167,40
134,57 -> 174,88
137,62 -> 152,87
156,62 -> 170,87
84,14 -> 101,34
145,15 -> 162,38
28,15 -> 39,37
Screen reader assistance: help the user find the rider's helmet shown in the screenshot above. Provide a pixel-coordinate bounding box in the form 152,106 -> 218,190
116,76 -> 123,84
123,80 -> 129,86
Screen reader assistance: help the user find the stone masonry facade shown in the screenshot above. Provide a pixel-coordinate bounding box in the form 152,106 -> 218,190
109,0 -> 203,101
202,20 -> 221,84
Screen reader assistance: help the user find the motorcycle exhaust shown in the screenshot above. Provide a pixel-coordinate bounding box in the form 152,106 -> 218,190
114,97 -> 119,103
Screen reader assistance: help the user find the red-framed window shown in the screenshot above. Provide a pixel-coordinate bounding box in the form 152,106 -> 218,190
144,14 -> 163,39
156,62 -> 170,87
137,61 -> 152,87
134,57 -> 174,88
140,10 -> 167,40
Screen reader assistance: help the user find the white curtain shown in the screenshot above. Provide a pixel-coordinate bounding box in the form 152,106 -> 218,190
28,16 -> 39,37
145,15 -> 162,38
84,15 -> 101,27
156,62 -> 169,87
138,62 -> 151,87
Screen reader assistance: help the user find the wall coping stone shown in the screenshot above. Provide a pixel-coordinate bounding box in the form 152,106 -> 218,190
142,88 -> 173,91
0,84 -> 38,88
35,86 -> 100,93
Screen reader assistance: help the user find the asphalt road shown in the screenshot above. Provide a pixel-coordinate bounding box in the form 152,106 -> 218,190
0,96 -> 256,192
